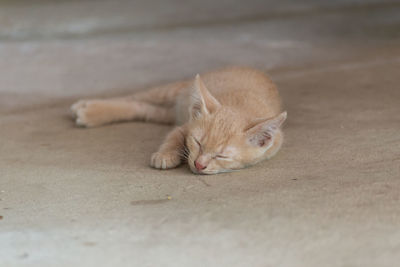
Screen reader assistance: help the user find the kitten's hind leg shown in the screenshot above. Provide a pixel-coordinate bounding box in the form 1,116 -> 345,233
71,99 -> 175,127
131,80 -> 190,106
151,125 -> 187,169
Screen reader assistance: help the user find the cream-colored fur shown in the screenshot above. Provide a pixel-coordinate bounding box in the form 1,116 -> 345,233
71,67 -> 287,174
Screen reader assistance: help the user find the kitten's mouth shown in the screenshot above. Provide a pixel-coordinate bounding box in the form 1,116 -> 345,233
189,164 -> 210,175
189,165 -> 227,175
189,165 -> 206,175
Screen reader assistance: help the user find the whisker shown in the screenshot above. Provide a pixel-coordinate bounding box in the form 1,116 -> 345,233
176,147 -> 190,161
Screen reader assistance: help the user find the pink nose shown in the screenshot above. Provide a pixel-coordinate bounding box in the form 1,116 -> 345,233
195,160 -> 206,171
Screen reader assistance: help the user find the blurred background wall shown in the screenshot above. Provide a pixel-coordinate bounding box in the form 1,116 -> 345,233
1,0 -> 399,110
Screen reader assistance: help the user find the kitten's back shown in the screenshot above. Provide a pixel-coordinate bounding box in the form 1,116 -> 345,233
175,67 -> 282,124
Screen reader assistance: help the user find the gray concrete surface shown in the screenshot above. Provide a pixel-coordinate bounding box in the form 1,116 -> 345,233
0,1 -> 400,266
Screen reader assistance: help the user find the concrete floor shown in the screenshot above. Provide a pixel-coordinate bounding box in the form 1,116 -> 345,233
1,1 -> 400,266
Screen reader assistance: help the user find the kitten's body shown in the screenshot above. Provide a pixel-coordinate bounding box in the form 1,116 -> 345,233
175,67 -> 281,124
71,67 -> 286,174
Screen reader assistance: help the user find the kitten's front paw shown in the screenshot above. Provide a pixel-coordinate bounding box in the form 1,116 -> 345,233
70,100 -> 109,127
150,152 -> 181,170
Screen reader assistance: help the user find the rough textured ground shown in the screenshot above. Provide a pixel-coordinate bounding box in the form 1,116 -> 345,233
0,1 -> 399,266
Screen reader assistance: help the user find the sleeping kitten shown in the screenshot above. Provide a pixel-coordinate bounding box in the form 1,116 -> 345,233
70,67 -> 287,174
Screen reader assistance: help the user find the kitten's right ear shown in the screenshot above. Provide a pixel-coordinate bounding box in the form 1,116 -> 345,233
190,74 -> 221,120
245,111 -> 287,147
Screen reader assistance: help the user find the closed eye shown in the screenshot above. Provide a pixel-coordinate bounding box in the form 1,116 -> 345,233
193,137 -> 202,151
215,155 -> 232,161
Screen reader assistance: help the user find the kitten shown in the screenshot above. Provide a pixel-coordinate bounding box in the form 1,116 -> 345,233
70,67 -> 287,174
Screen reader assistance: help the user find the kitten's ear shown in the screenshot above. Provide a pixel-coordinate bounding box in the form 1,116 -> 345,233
245,111 -> 287,147
190,74 -> 221,119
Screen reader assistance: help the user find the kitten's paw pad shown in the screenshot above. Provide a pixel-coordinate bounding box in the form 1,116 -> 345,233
70,100 -> 107,127
150,152 -> 181,170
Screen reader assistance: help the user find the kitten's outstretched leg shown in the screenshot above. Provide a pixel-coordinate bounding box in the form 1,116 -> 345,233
71,99 -> 174,127
71,80 -> 189,127
131,81 -> 190,106
151,125 -> 187,169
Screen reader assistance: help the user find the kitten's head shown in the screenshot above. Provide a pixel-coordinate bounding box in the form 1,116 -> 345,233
186,75 -> 287,174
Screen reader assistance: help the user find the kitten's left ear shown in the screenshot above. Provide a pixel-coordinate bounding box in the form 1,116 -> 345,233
246,111 -> 287,147
190,74 -> 221,119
